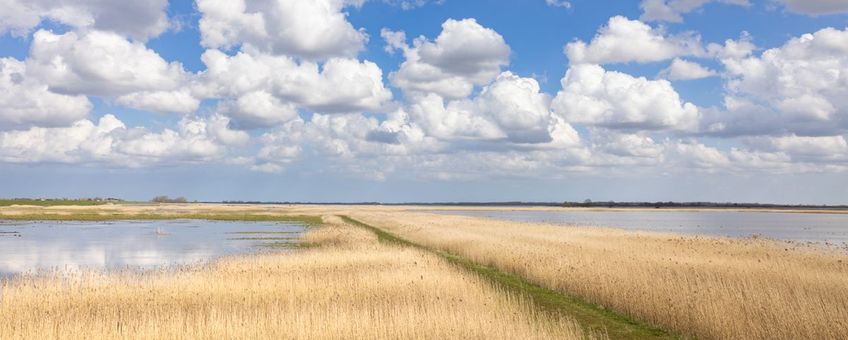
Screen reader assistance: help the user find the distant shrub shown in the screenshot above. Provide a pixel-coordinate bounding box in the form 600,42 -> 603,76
151,196 -> 188,203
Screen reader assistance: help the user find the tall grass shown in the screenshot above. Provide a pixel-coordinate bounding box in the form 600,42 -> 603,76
0,217 -> 590,339
352,211 -> 848,339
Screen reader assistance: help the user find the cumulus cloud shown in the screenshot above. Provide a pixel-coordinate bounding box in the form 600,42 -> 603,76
407,72 -> 567,144
665,140 -> 731,170
658,58 -> 717,80
247,68 -> 587,176
408,94 -> 505,141
252,111 -> 443,174
197,48 -> 391,121
0,57 -> 91,129
751,135 -> 848,161
592,131 -> 665,159
552,64 -> 700,131
473,72 -> 556,143
0,0 -> 169,40
388,18 -> 511,99
3,0 -> 847,180
0,114 -> 247,166
218,91 -> 300,130
254,110 -> 586,179
775,0 -> 848,15
196,0 -> 367,60
640,0 -> 750,23
115,90 -> 200,115
26,29 -> 196,114
639,0 -> 848,21
660,135 -> 848,174
706,27 -> 848,136
706,32 -> 756,60
565,16 -> 704,64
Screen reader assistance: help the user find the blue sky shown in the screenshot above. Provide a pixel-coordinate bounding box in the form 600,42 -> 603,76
0,0 -> 847,203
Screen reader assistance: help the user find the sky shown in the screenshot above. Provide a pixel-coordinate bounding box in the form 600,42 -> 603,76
0,0 -> 847,204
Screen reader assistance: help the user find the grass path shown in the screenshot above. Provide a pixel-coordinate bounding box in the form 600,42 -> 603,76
340,215 -> 676,340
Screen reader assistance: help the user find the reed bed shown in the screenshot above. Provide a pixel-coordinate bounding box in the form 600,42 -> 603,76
0,217 -> 589,340
351,211 -> 848,339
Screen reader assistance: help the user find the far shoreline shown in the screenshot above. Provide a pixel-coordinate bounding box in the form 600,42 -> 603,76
406,205 -> 848,215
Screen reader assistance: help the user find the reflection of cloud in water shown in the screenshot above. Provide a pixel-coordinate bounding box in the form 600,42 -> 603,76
0,220 -> 304,276
0,239 -> 216,274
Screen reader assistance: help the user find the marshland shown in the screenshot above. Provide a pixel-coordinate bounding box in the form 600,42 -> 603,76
1,203 -> 847,339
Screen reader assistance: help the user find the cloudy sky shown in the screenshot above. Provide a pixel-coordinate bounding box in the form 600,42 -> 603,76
1,0 -> 847,203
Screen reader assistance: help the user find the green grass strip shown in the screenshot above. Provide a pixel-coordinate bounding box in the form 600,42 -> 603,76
340,215 -> 676,340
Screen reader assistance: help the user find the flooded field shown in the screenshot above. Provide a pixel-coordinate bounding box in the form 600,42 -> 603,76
0,219 -> 305,277
434,209 -> 848,244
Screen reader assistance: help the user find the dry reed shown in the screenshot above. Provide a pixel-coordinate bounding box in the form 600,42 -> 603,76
351,211 -> 848,339
0,216 -> 589,340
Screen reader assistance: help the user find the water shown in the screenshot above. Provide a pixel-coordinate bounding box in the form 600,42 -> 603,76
434,209 -> 848,244
0,219 -> 305,277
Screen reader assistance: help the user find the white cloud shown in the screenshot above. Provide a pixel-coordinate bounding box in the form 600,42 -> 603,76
639,0 -> 848,22
706,32 -> 756,60
196,0 -> 367,60
197,48 -> 391,120
115,90 -> 200,115
380,28 -> 407,54
0,57 -> 91,129
407,72 -> 565,144
252,111 -> 444,174
746,135 -> 848,162
666,140 -> 731,169
546,0 -> 572,8
27,30 -> 192,104
776,0 -> 848,15
383,0 -> 443,10
473,72 -> 555,143
640,0 -> 750,23
565,16 -> 704,64
253,111 -> 587,180
708,27 -> 848,136
592,131 -> 664,159
0,114 -> 248,166
552,64 -> 700,131
219,91 -> 300,130
659,135 -> 848,174
658,58 -> 717,80
0,114 -> 125,164
4,0 -> 847,180
389,18 -> 511,99
0,0 -> 169,40
408,93 -> 505,141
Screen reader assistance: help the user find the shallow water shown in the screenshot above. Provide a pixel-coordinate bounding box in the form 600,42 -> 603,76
0,219 -> 305,277
433,209 -> 848,244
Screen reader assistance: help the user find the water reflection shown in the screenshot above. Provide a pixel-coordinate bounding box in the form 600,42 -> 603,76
434,210 -> 848,244
0,220 -> 305,277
